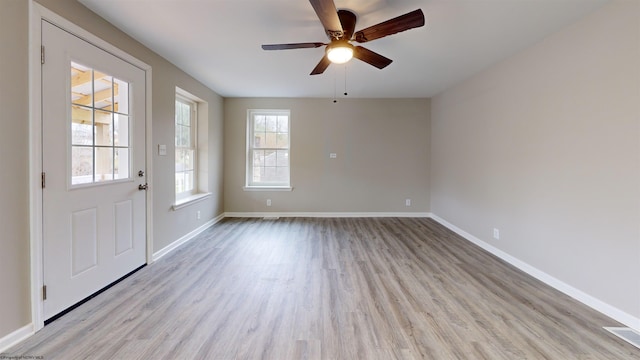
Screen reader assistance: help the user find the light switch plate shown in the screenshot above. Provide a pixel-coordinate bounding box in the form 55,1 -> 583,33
158,144 -> 167,156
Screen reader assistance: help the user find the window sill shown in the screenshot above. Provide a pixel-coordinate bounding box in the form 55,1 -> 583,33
243,186 -> 293,192
172,192 -> 211,211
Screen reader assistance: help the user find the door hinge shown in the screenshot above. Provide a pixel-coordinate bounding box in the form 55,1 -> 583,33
41,172 -> 46,188
43,285 -> 47,300
41,45 -> 45,65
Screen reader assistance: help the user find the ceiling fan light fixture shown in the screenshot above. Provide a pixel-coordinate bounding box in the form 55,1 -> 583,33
326,42 -> 354,64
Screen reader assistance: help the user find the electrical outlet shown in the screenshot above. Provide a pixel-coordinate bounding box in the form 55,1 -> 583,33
266,199 -> 272,207
405,199 -> 411,207
493,228 -> 500,240
196,211 -> 201,220
329,153 -> 337,159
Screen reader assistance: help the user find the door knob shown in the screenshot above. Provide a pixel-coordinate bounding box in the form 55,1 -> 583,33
138,183 -> 148,191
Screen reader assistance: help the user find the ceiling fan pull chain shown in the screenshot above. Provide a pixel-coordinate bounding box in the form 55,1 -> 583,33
344,64 -> 348,96
333,66 -> 338,103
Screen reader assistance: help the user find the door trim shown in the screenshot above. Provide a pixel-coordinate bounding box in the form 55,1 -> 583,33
29,1 -> 154,332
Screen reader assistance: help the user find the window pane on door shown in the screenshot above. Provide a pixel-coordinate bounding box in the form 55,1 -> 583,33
71,105 -> 93,145
95,147 -> 114,182
71,146 -> 93,185
94,73 -> 113,110
95,110 -> 113,146
114,148 -> 129,179
114,114 -> 129,147
114,78 -> 129,115
71,62 -> 92,106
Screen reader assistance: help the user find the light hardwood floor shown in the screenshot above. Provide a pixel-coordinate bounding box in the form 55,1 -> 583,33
6,217 -> 640,359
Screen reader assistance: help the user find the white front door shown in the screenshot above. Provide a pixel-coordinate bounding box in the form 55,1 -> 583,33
42,20 -> 147,320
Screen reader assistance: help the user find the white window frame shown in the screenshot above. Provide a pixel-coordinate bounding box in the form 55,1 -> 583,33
175,94 -> 197,200
245,109 -> 292,191
172,88 -> 211,210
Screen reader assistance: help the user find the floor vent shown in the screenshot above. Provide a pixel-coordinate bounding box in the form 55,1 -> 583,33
263,216 -> 280,220
604,327 -> 640,349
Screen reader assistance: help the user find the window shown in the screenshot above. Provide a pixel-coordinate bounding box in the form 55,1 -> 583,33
175,95 -> 197,200
173,88 -> 210,209
70,61 -> 130,185
246,109 -> 291,189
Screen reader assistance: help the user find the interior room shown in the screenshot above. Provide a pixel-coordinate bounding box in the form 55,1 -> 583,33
1,0 -> 638,358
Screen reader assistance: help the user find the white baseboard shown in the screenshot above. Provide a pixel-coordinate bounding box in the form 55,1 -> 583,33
152,213 -> 224,262
430,214 -> 640,332
0,323 -> 33,354
224,212 -> 432,218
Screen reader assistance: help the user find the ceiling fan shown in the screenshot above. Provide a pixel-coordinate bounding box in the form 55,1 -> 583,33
261,0 -> 425,75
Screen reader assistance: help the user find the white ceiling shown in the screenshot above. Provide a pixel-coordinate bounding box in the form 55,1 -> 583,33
79,0 -> 608,98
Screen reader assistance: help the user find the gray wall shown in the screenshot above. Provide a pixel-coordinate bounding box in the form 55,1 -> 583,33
0,0 -> 31,340
430,1 -> 640,321
224,98 -> 430,214
0,0 -> 224,340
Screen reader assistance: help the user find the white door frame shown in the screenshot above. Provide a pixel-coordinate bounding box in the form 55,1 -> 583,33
29,2 -> 154,332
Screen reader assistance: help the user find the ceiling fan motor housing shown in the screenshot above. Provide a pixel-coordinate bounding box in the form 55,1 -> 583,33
336,9 -> 357,40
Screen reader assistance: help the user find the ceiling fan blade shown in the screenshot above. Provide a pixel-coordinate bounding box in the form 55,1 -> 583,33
310,55 -> 331,75
309,0 -> 343,39
262,43 -> 325,50
353,46 -> 393,69
354,9 -> 425,43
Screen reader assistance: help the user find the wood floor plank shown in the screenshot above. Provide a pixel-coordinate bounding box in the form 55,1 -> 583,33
4,217 -> 639,359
